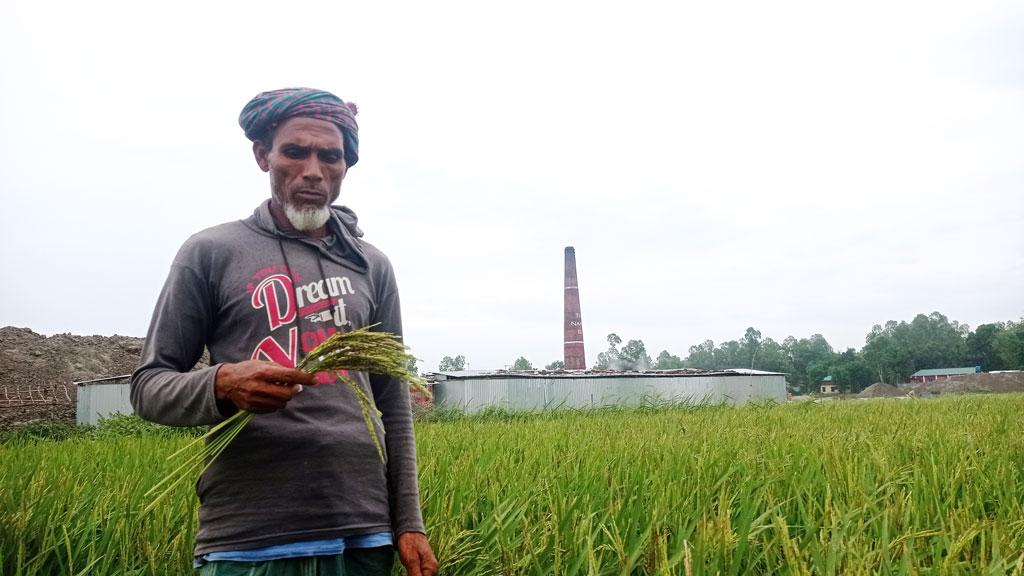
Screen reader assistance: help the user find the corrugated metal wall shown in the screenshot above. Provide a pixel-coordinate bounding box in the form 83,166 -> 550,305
76,381 -> 133,425
434,375 -> 786,412
74,375 -> 786,421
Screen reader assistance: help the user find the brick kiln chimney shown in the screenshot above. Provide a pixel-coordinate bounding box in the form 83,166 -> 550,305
563,246 -> 586,370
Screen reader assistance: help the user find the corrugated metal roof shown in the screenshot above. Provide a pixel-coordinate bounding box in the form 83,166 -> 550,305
75,374 -> 131,386
429,368 -> 786,380
911,367 -> 980,377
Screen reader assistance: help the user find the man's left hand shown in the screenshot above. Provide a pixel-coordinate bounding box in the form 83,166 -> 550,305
397,531 -> 437,576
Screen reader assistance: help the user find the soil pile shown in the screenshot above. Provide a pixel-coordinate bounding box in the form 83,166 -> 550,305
0,326 -> 213,428
857,383 -> 905,398
1,327 -> 144,387
908,371 -> 1024,396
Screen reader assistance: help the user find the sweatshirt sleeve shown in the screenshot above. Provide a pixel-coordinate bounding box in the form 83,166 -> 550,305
368,262 -> 427,536
131,245 -> 227,427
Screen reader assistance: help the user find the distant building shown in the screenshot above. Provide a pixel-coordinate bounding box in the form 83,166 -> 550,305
819,375 -> 837,394
910,367 -> 981,384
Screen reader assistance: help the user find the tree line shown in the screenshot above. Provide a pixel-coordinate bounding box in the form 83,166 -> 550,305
435,312 -> 1023,394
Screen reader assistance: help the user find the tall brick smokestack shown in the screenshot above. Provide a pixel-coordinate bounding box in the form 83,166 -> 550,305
563,246 -> 586,370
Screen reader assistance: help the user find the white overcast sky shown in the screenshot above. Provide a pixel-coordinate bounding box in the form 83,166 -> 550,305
1,0 -> 1022,371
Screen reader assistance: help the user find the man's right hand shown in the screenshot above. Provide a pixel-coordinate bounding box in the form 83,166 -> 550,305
214,361 -> 317,413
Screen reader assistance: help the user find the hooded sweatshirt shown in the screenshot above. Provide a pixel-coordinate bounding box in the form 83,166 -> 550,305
131,200 -> 425,557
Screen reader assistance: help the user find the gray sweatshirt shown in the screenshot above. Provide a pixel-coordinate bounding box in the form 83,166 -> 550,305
131,200 -> 425,556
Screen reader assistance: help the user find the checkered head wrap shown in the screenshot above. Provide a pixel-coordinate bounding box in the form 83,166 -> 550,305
239,88 -> 360,166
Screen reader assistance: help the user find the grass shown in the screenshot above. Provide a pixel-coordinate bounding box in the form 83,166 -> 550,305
3,396 -> 1024,574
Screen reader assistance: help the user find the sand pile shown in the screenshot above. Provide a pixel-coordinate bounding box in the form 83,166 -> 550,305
857,382 -> 905,398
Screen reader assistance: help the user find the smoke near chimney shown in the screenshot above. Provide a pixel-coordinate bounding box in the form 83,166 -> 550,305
563,246 -> 586,370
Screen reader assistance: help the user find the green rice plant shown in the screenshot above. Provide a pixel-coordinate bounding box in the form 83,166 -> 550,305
1,434 -> 200,575
298,325 -> 428,460
142,324 -> 428,514
416,396 -> 1024,574
6,395 -> 1024,574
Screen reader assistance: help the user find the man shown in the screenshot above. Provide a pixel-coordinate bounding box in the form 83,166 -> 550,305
131,88 -> 438,576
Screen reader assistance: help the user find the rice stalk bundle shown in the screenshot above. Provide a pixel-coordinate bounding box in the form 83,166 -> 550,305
142,324 -> 428,514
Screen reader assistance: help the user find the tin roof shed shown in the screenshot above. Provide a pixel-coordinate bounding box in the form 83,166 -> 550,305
76,375 -> 132,426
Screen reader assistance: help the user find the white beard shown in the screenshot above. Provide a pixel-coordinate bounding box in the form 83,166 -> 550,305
284,203 -> 331,231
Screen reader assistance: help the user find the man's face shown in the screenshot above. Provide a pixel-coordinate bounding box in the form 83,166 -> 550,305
254,116 -> 347,231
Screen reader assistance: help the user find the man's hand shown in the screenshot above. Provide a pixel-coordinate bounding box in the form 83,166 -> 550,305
214,360 -> 317,413
397,531 -> 437,576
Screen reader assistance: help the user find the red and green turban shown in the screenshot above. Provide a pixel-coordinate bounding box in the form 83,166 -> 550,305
239,88 -> 360,166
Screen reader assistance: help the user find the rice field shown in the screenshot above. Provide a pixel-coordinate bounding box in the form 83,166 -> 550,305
3,395 -> 1024,575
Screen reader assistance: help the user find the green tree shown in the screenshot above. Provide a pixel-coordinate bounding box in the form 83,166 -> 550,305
438,355 -> 466,372
754,337 -> 792,374
994,320 -> 1024,370
741,327 -> 762,369
405,356 -> 419,376
685,331 -> 796,377
671,311 -> 987,392
787,334 -> 835,392
594,334 -> 623,370
906,312 -> 967,369
654,350 -> 685,369
619,339 -> 652,370
713,340 -> 745,370
511,356 -> 533,370
545,360 -> 565,370
685,340 -> 716,369
862,322 -> 912,384
967,323 -> 1007,371
593,334 -> 651,370
828,348 -> 874,392
862,312 -> 971,384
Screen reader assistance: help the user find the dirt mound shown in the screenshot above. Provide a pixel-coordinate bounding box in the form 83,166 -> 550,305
0,327 -> 146,428
0,326 -> 144,387
907,372 -> 1024,396
857,382 -> 905,398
